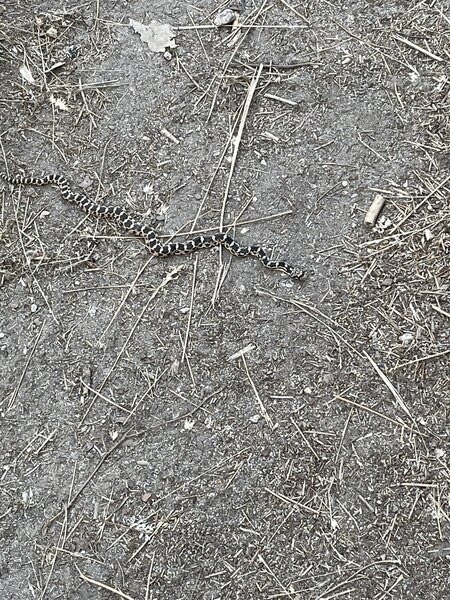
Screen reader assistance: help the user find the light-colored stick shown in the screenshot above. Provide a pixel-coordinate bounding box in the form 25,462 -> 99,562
75,566 -> 136,600
228,343 -> 255,362
334,394 -> 422,435
213,63 -> 263,303
242,354 -> 274,430
393,34 -> 443,62
363,350 -> 414,421
364,193 -> 385,227
181,255 -> 198,363
220,63 -> 264,231
264,92 -> 297,106
161,128 -> 180,144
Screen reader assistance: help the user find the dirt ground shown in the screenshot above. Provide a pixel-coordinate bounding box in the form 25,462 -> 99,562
0,1 -> 449,599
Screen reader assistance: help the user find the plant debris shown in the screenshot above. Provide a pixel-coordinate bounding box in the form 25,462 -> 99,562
129,18 -> 176,53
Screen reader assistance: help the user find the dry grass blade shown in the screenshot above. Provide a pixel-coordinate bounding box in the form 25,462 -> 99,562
1,2 -> 449,598
333,394 -> 424,436
363,350 -> 415,421
75,565 -> 136,600
212,63 -> 264,302
5,320 -> 46,411
181,255 -> 198,363
393,34 -> 443,62
242,354 -> 274,430
256,288 -> 364,360
81,265 -> 183,423
219,63 -> 263,232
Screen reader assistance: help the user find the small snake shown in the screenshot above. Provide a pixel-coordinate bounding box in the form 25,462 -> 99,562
1,173 -> 305,280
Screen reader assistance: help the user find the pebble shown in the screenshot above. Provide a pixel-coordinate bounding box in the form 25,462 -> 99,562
213,8 -> 239,27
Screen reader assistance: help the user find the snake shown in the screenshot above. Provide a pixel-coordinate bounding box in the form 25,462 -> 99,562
0,173 -> 305,280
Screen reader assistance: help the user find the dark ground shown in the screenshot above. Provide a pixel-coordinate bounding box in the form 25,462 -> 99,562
0,1 -> 449,599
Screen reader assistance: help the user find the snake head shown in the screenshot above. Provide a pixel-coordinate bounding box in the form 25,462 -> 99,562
291,268 -> 307,280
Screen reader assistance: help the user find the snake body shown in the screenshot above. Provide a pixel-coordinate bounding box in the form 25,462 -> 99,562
1,173 -> 305,279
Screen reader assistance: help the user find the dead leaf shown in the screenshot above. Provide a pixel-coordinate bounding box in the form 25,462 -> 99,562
19,64 -> 35,83
46,26 -> 58,39
129,18 -> 176,53
49,94 -> 69,111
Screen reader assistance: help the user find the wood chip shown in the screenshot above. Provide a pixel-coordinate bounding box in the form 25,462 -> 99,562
364,193 -> 386,227
264,93 -> 297,106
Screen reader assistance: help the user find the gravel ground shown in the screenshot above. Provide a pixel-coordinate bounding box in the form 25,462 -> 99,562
0,1 -> 449,599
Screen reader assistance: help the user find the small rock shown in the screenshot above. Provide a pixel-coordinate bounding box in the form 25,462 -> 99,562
214,8 -> 239,27
79,176 -> 93,189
